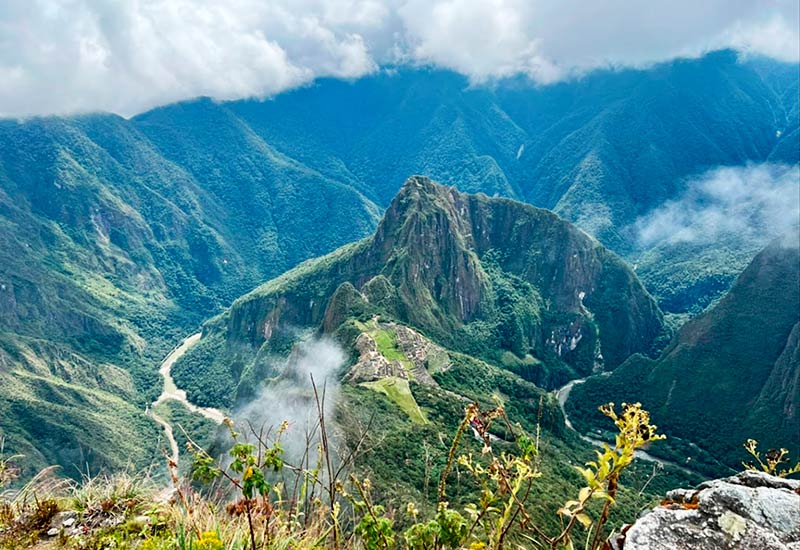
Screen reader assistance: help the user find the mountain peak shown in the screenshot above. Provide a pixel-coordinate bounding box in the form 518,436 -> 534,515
395,175 -> 451,200
388,175 -> 459,218
220,177 -> 663,385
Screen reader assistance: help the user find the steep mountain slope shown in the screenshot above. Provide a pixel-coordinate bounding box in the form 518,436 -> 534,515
0,115 -> 379,476
228,51 -> 798,248
0,50 -> 795,477
167,177 -> 699,522
223,51 -> 798,313
566,238 -> 800,472
182,176 -> 662,410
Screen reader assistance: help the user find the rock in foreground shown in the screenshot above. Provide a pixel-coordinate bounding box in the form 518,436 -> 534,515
618,471 -> 800,549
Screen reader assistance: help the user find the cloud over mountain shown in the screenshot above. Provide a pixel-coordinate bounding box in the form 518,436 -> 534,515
635,163 -> 800,247
1,0 -> 798,117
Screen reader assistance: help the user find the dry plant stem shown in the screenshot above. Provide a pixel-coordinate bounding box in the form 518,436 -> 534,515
164,448 -> 201,539
311,375 -> 340,550
438,407 -> 473,502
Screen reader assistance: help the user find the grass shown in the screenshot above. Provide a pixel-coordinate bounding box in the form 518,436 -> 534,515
361,377 -> 428,424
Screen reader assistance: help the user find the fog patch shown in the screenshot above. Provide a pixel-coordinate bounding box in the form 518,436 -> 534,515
233,336 -> 346,465
635,163 -> 800,248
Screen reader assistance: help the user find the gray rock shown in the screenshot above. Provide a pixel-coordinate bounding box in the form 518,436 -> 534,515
620,471 -> 800,549
49,510 -> 76,529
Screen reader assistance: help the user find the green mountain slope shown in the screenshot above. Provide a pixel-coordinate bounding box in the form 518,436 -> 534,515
0,114 -> 379,476
226,51 -> 798,313
566,239 -> 800,472
181,176 -> 662,410
0,50 -> 795,478
169,177 -> 698,522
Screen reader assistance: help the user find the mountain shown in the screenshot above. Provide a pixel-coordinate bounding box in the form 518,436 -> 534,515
0,114 -> 379,475
228,51 -> 798,245
176,50 -> 800,312
0,50 -> 795,476
566,238 -> 800,473
179,176 -> 663,409
165,176 -> 691,520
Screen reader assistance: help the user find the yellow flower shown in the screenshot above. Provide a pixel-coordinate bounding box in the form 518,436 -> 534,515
196,531 -> 224,550
469,542 -> 486,550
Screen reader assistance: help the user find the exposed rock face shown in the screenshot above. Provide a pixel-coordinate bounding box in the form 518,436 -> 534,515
569,240 -> 800,468
618,471 -> 800,550
214,176 -> 663,384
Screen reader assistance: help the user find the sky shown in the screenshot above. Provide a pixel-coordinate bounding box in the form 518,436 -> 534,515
1,0 -> 798,118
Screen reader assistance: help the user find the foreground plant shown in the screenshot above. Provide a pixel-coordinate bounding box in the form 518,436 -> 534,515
428,400 -> 665,550
0,399 -> 666,550
742,439 -> 800,478
552,402 -> 665,550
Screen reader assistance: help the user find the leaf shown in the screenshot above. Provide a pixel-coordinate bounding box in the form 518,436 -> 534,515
575,513 -> 592,528
578,487 -> 591,503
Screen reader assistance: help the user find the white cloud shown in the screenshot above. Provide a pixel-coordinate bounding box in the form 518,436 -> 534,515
635,164 -> 800,247
0,0 -> 797,117
233,336 -> 346,465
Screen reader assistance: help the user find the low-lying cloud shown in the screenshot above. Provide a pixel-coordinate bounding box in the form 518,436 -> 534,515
0,0 -> 798,118
233,336 -> 346,464
635,163 -> 800,248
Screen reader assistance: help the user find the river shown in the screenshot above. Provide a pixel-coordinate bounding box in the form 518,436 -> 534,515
146,332 -> 226,469
554,374 -> 694,474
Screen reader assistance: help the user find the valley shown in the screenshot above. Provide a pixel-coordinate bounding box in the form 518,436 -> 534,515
0,44 -> 797,550
555,373 -> 694,474
147,332 -> 224,470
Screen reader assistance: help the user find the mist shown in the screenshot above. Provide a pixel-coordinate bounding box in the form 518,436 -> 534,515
634,163 -> 800,248
232,336 -> 347,464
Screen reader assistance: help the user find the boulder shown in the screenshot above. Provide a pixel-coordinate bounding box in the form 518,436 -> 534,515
619,471 -> 800,549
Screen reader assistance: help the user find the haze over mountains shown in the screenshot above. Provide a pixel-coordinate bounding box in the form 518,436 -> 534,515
0,50 -> 798,484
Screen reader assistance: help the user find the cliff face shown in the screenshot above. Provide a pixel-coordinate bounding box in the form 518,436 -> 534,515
213,176 -> 663,387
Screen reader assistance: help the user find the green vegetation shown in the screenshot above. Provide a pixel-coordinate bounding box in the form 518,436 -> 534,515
361,378 -> 427,424
152,400 -> 219,472
1,51 -> 796,479
567,242 -> 800,473
208,176 -> 663,400
1,397 -> 676,549
171,335 -> 237,410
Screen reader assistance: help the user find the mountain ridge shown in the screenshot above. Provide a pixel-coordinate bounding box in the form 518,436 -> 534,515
566,237 -> 800,472
189,176 -> 663,410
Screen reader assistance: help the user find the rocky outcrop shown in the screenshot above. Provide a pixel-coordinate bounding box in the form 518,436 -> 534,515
615,471 -> 800,549
214,176 -> 663,383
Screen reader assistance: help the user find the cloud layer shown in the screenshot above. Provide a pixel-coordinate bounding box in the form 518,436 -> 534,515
1,0 -> 798,117
635,164 -> 800,248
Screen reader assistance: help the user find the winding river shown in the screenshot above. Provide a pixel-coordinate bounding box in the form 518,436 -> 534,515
147,333 -> 225,469
554,374 -> 694,474
147,334 -> 691,476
